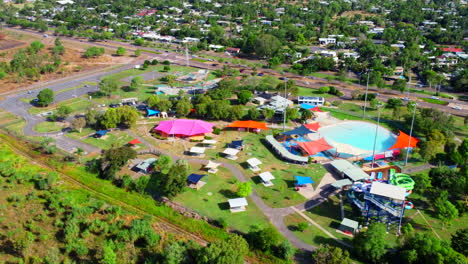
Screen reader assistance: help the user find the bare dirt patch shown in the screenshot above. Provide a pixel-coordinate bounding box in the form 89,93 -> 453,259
0,38 -> 25,51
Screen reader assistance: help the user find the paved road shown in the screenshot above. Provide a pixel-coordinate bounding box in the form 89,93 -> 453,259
0,61 -> 143,153
6,27 -> 466,117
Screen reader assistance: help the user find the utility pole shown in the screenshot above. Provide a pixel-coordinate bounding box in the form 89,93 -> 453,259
363,70 -> 371,119
371,103 -> 382,168
283,77 -> 288,132
185,43 -> 190,67
404,103 -> 417,166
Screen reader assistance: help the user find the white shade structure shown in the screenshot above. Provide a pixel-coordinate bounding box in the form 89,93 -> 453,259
205,160 -> 221,173
228,198 -> 248,212
223,148 -> 240,160
202,139 -> 217,145
246,158 -> 262,172
259,171 -> 275,187
189,147 -> 206,157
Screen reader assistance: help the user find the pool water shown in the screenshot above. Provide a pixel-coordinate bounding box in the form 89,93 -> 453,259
318,121 -> 396,153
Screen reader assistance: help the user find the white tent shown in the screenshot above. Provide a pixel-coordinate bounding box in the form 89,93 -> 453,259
223,148 -> 240,160
189,147 -> 206,156
259,171 -> 275,187
205,160 -> 221,173
246,158 -> 262,172
228,198 -> 248,212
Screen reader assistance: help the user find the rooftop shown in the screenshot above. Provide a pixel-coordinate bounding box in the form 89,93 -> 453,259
370,182 -> 406,200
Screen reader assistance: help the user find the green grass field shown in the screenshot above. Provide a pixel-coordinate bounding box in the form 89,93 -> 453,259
33,121 -> 66,133
174,166 -> 270,233
28,98 -> 93,115
419,97 -> 449,105
82,131 -> 135,150
296,86 -> 337,98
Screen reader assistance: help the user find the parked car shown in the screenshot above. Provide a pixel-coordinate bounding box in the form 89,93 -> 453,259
452,106 -> 462,110
257,73 -> 264,76
430,96 -> 440,100
403,97 -> 411,101
307,76 -> 316,80
212,63 -> 218,66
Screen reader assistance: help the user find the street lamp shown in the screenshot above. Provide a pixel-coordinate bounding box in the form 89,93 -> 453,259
371,102 -> 383,168
283,77 -> 288,132
404,103 -> 417,166
362,69 -> 371,119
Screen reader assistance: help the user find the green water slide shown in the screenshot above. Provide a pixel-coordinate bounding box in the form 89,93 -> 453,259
391,173 -> 415,191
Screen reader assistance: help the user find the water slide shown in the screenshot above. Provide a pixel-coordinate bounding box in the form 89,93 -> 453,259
390,173 -> 415,191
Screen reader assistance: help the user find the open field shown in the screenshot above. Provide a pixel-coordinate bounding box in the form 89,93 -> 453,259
174,165 -> 270,233
28,97 -> 93,115
82,130 -> 136,150
33,121 -> 66,133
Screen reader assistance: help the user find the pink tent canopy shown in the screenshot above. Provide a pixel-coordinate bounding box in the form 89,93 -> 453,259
154,119 -> 215,136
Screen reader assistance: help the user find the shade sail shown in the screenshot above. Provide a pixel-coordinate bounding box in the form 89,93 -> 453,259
147,109 -> 160,116
310,106 -> 323,112
295,176 -> 314,185
227,120 -> 268,130
187,173 -> 205,183
95,130 -> 109,136
304,122 -> 321,131
297,138 -> 334,156
128,138 -> 142,145
283,125 -> 314,136
389,131 -> 419,150
230,140 -> 244,148
154,119 -> 214,136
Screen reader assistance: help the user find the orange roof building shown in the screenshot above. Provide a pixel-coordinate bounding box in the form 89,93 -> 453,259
389,131 -> 419,150
227,120 -> 269,130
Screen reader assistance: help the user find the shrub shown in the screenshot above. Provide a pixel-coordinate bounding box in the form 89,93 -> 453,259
332,100 -> 342,106
297,222 -> 308,232
318,86 -> 330,94
213,127 -> 221,135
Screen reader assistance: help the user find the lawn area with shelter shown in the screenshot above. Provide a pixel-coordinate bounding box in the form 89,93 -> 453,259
173,163 -> 270,232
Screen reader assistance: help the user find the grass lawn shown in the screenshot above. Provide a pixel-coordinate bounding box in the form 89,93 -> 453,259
65,127 -> 96,140
28,97 -> 93,115
296,86 -> 337,98
284,213 -> 345,247
55,81 -> 98,95
406,192 -> 468,241
173,165 -> 270,233
33,121 -> 66,133
418,97 -> 449,105
82,130 -> 135,150
453,115 -> 468,138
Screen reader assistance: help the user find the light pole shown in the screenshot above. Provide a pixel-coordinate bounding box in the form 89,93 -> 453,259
371,103 -> 383,168
404,103 -> 417,166
362,69 -> 371,119
283,77 -> 288,132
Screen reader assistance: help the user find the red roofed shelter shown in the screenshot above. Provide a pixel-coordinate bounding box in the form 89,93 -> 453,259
440,47 -> 463,53
297,138 -> 334,156
310,106 -> 323,112
227,120 -> 269,131
128,138 -> 142,145
389,131 -> 419,150
304,122 -> 321,131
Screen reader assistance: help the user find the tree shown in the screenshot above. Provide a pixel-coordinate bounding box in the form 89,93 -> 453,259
297,222 -> 308,232
158,99 -> 173,112
301,109 -> 313,122
163,65 -> 171,72
129,76 -> 143,91
247,108 -> 260,120
262,108 -> 274,121
175,98 -> 193,117
386,98 -> 403,109
237,90 -> 253,104
85,108 -> 102,129
276,240 -> 295,260
134,49 -> 141,57
312,244 -> 352,264
134,175 -> 150,194
248,226 -> 281,253
115,47 -> 126,56
254,34 -> 281,59
99,79 -> 119,96
318,86 -> 330,94
37,88 -> 54,107
146,95 -> 160,109
29,40 -> 45,54
56,105 -> 72,119
101,108 -> 119,129
434,196 -> 458,226
71,117 -> 86,133
237,182 -> 252,197
84,46 -> 105,58
229,105 -> 244,120
100,241 -> 117,264
117,105 -> 139,128
162,242 -> 190,264
154,160 -> 190,198
286,107 -> 299,121
99,146 -> 137,180
198,235 -> 247,264
451,228 -> 468,256
353,223 -> 387,263
392,79 -> 407,93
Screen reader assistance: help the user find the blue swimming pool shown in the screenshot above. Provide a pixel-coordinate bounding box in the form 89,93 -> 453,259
318,121 -> 396,153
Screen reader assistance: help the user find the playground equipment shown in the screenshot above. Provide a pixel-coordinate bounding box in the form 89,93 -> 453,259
347,181 -> 407,231
390,173 -> 415,191
405,201 -> 414,210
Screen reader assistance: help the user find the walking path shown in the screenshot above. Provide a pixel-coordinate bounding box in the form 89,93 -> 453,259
292,207 -> 352,248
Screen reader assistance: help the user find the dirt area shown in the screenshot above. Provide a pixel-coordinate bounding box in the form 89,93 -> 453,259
337,10 -> 378,19
0,29 -> 135,94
